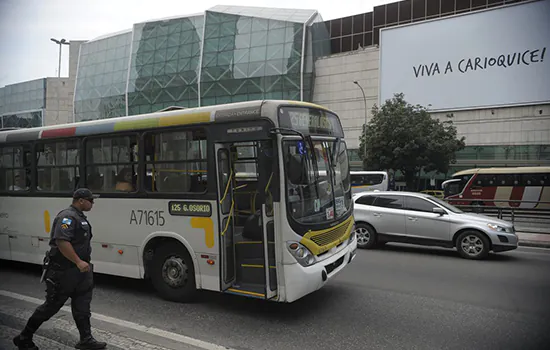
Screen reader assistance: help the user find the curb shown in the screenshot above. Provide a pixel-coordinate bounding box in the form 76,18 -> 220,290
518,240 -> 550,249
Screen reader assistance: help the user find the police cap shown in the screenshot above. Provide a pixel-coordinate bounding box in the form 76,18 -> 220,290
73,188 -> 99,201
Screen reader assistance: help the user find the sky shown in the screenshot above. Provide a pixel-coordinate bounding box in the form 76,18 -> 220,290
0,0 -> 393,87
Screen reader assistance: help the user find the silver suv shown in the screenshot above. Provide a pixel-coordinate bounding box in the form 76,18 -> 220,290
352,191 -> 518,259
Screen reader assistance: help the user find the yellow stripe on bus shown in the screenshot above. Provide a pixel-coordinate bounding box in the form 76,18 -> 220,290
114,118 -> 159,131
43,210 -> 51,234
190,217 -> 214,248
227,288 -> 265,298
240,264 -> 277,269
351,184 -> 371,189
158,112 -> 211,127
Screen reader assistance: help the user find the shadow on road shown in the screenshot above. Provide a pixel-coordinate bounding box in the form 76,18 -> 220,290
375,243 -> 520,261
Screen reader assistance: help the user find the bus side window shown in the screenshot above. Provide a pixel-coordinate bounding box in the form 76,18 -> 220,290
496,174 -> 516,186
85,135 -> 138,193
144,128 -> 207,193
533,173 -> 548,186
521,174 -> 535,186
474,174 -> 493,187
350,175 -> 362,186
1,145 -> 32,192
36,140 -> 80,192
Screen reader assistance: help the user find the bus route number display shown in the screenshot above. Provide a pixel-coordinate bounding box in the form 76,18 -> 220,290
169,201 -> 212,217
278,107 -> 344,137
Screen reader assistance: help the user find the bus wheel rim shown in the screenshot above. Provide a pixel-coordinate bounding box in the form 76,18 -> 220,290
162,256 -> 188,288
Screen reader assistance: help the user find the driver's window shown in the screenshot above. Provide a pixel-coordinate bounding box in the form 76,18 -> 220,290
405,196 -> 437,212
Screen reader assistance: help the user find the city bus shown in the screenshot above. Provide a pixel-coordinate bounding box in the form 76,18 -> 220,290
442,167 -> 550,209
350,171 -> 389,194
0,100 -> 357,303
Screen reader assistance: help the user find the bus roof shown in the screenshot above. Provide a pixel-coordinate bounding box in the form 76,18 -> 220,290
453,166 -> 550,176
0,100 -> 334,144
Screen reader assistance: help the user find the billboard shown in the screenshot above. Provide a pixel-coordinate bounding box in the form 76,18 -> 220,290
379,0 -> 550,111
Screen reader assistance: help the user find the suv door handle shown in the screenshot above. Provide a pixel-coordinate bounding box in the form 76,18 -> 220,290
407,217 -> 418,221
373,213 -> 381,217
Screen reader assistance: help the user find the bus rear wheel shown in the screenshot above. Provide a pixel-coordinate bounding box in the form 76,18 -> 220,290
151,243 -> 196,302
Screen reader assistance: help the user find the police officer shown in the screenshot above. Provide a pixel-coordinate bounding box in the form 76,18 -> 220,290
13,188 -> 107,350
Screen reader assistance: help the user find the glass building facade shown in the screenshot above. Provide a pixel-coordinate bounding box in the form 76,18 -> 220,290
74,30 -> 133,121
0,79 -> 45,128
73,5 -> 330,122
127,15 -> 204,115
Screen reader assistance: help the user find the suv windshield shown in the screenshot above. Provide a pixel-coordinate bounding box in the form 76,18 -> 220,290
282,138 -> 351,225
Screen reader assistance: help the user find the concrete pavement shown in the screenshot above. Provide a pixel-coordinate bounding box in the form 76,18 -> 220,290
0,292 -> 232,350
517,231 -> 550,248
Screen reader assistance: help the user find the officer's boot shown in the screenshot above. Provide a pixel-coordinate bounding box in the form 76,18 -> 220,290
13,324 -> 39,350
74,318 -> 106,349
13,334 -> 39,350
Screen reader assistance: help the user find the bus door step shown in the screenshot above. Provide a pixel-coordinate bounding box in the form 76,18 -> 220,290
226,283 -> 266,299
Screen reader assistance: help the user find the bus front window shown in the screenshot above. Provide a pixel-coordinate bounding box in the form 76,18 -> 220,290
442,174 -> 472,198
283,138 -> 352,226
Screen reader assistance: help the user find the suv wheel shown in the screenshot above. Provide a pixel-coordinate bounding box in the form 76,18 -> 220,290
456,230 -> 490,260
355,223 -> 377,249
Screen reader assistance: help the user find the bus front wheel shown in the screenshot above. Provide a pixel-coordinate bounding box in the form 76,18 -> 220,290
151,243 -> 196,302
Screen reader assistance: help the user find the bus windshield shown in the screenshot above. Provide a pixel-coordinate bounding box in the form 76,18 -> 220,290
442,174 -> 473,198
283,138 -> 351,225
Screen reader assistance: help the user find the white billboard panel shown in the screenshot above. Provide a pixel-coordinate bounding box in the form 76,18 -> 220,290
379,0 -> 550,111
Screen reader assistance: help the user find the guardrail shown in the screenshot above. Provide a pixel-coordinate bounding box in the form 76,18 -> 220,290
444,198 -> 550,235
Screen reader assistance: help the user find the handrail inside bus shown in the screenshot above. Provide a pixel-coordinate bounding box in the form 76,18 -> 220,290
221,201 -> 234,237
220,170 -> 233,204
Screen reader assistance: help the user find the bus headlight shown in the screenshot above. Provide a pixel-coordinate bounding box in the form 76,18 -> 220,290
287,241 -> 315,267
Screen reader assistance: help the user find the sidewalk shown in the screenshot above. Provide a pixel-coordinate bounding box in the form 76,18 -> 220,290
516,232 -> 550,249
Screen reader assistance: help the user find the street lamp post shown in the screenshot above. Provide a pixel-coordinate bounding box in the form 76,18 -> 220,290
50,38 -> 69,77
50,38 -> 69,124
353,81 -> 368,166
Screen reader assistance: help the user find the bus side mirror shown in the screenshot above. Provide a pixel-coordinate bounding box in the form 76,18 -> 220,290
433,207 -> 445,216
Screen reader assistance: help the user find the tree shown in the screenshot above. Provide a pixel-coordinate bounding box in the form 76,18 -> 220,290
359,93 -> 465,190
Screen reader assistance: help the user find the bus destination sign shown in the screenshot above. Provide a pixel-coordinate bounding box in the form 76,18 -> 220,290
169,201 -> 212,217
278,107 -> 344,137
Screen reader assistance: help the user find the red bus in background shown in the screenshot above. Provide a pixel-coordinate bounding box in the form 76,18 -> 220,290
442,167 -> 550,209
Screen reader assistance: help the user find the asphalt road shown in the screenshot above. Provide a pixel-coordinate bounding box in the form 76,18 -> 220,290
1,244 -> 550,350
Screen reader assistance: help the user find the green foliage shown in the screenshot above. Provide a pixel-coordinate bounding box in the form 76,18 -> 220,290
359,93 -> 466,190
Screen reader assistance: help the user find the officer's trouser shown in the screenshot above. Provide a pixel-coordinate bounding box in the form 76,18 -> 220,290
22,266 -> 94,340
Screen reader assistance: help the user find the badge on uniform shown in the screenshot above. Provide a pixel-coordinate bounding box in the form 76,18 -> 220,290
61,218 -> 72,230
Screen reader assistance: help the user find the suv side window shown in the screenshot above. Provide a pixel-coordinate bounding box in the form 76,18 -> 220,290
355,195 -> 376,206
373,195 -> 403,209
405,196 -> 436,212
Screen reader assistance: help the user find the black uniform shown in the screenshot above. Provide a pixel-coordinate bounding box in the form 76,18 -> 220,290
14,189 -> 106,350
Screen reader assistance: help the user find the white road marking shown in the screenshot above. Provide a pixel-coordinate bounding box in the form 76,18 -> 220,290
0,303 -> 174,350
0,324 -> 75,350
0,290 -> 234,350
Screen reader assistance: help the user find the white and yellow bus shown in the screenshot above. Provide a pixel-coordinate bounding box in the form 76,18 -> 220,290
0,100 -> 357,303
350,171 -> 389,194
